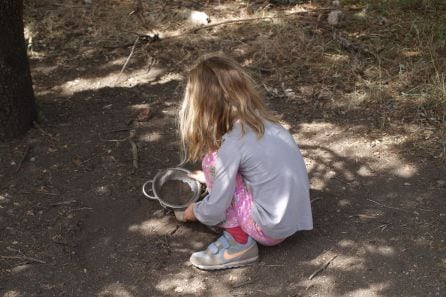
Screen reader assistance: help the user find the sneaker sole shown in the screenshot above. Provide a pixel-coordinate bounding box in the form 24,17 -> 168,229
191,256 -> 259,270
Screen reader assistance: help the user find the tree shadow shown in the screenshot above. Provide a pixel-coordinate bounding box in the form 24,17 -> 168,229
2,72 -> 444,297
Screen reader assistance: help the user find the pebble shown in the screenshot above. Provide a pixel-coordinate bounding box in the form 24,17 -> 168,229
95,185 -> 111,196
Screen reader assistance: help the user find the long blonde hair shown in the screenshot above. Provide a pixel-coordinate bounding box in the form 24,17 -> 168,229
179,54 -> 278,163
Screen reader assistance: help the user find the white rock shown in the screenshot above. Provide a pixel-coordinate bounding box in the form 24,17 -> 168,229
189,10 -> 210,26
327,10 -> 343,26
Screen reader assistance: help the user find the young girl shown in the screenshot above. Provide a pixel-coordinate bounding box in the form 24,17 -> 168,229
179,54 -> 313,270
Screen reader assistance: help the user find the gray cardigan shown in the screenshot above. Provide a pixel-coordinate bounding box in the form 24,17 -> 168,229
193,120 -> 313,239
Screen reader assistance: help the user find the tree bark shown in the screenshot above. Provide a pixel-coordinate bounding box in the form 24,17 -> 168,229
0,0 -> 37,141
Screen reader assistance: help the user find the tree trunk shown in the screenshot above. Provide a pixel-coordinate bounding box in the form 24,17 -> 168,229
0,0 -> 36,141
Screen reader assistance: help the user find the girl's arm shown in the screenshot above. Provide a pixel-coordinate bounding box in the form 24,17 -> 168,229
192,139 -> 241,226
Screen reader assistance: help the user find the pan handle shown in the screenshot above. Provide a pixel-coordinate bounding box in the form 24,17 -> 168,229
142,180 -> 157,200
200,186 -> 209,198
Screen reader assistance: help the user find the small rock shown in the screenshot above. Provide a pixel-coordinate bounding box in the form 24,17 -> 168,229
327,10 -> 343,26
436,180 -> 445,187
189,10 -> 210,26
137,106 -> 152,122
95,185 -> 112,196
284,88 -> 296,100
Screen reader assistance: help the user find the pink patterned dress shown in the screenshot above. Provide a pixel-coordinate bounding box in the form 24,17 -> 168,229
202,151 -> 284,246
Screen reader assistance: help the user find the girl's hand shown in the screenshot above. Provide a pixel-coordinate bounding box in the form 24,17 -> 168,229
183,203 -> 196,222
188,170 -> 206,184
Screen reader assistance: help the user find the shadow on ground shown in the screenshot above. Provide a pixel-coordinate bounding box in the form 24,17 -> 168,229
1,0 -> 445,296
1,74 -> 444,297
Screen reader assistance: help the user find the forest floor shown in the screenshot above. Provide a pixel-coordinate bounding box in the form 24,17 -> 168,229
1,0 -> 445,296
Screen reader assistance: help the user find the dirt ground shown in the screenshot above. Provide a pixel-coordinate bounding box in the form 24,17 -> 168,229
1,1 -> 445,296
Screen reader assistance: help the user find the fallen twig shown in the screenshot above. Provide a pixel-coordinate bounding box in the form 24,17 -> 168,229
193,9 -> 329,33
129,130 -> 138,169
107,9 -> 325,48
310,197 -> 323,204
308,255 -> 337,280
169,224 -> 180,236
121,36 -> 139,73
1,255 -> 46,264
20,190 -> 58,196
375,223 -> 391,232
51,200 -> 77,207
107,128 -> 131,133
16,145 -> 31,173
232,278 -> 257,289
366,198 -> 403,211
366,198 -> 434,212
99,133 -> 129,142
70,207 -> 94,211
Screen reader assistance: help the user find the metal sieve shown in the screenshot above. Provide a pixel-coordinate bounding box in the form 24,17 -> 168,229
142,167 -> 202,210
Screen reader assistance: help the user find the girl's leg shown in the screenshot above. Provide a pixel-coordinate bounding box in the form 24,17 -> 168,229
190,151 -> 276,270
230,174 -> 284,246
202,151 -> 283,246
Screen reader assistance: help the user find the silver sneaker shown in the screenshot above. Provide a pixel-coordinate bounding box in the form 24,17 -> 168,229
190,232 -> 259,270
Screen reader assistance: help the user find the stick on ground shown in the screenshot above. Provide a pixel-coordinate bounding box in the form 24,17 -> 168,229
1,255 -> 46,264
121,36 -> 139,73
232,278 -> 257,289
51,200 -> 77,207
308,255 -> 337,280
129,130 -> 138,169
16,145 -> 31,173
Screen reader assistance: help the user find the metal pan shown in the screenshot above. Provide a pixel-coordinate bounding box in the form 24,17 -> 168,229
142,167 -> 202,210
